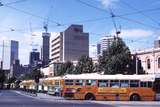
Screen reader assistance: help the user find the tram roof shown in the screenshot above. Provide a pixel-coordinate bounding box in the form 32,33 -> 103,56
63,73 -> 156,81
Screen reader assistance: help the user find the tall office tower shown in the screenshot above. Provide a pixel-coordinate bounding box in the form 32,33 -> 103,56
2,40 -> 19,70
154,39 -> 160,48
100,36 -> 115,55
50,24 -> 89,62
89,44 -> 97,59
29,49 -> 40,67
97,43 -> 101,55
42,32 -> 50,66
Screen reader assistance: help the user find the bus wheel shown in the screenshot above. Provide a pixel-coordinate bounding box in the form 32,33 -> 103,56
130,94 -> 141,101
85,93 -> 95,100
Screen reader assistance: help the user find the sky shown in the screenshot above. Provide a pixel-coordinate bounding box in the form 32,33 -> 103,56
0,0 -> 160,65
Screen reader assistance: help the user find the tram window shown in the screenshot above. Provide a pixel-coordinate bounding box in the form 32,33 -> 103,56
75,80 -> 85,86
130,80 -> 139,87
65,80 -> 73,85
120,80 -> 129,87
140,82 -> 147,87
110,80 -> 119,88
86,80 -> 96,86
148,82 -> 153,87
98,80 -> 108,87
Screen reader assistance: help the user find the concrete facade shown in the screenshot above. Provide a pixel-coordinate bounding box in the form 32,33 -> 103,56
2,40 -> 19,70
100,36 -> 115,55
50,24 -> 89,62
135,48 -> 160,74
42,32 -> 50,66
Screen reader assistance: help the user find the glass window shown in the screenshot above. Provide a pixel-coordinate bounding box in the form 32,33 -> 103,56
120,80 -> 129,87
75,80 -> 85,86
65,80 -> 73,85
147,59 -> 151,69
140,82 -> 147,87
98,80 -> 108,87
148,82 -> 153,87
130,80 -> 139,87
55,80 -> 59,86
86,80 -> 96,86
158,57 -> 160,68
110,80 -> 119,88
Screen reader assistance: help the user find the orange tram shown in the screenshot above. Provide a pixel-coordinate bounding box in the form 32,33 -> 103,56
20,73 -> 160,101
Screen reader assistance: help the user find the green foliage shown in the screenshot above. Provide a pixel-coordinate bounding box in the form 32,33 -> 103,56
57,61 -> 74,76
0,69 -> 6,89
7,76 -> 16,84
99,37 -> 131,74
22,68 -> 44,82
75,55 -> 94,74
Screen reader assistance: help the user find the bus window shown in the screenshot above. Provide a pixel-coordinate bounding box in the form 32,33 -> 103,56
65,80 -> 73,85
110,80 -> 119,88
98,80 -> 108,87
86,80 -> 96,86
75,80 -> 85,86
140,82 -> 147,87
120,80 -> 129,87
130,80 -> 139,87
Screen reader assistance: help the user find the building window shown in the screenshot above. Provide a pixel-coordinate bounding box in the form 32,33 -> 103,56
147,59 -> 151,69
158,57 -> 160,68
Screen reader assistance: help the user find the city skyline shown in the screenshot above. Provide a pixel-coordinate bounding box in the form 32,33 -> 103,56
0,0 -> 160,64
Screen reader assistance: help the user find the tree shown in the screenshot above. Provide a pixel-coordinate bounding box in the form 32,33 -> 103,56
0,69 -> 6,89
100,37 -> 131,74
75,55 -> 94,74
22,68 -> 44,81
57,61 -> 74,76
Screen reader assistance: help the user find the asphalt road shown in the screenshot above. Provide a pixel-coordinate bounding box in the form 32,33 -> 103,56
0,90 -> 111,107
0,90 -> 160,107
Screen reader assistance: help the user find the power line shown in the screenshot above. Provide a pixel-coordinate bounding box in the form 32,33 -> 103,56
118,16 -> 160,30
77,0 -> 160,30
1,4 -> 61,26
76,0 -> 110,14
5,0 -> 28,5
120,0 -> 160,27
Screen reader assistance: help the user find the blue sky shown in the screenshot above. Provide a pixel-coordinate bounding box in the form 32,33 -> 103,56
0,0 -> 160,64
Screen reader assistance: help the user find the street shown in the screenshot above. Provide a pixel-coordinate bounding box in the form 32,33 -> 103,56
0,90 -> 160,107
0,90 -> 111,107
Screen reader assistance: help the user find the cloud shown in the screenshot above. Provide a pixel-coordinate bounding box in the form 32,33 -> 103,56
99,0 -> 119,8
111,29 -> 153,38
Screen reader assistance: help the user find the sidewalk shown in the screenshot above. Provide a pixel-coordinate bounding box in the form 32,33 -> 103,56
14,90 -> 64,100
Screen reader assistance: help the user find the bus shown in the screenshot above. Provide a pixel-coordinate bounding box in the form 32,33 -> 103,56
62,73 -> 158,101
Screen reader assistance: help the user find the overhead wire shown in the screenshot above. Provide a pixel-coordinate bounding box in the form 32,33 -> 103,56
120,0 -> 160,27
76,0 -> 160,30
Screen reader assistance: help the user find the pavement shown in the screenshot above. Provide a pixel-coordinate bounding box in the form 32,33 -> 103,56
0,90 -> 160,107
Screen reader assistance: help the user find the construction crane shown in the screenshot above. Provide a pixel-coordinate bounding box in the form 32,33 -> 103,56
43,0 -> 56,33
29,21 -> 39,50
109,8 -> 121,37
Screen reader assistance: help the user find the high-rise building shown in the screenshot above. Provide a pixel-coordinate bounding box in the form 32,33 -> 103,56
2,40 -> 19,70
154,39 -> 160,48
89,44 -> 97,59
50,24 -> 89,62
97,43 -> 101,55
42,32 -> 50,66
29,49 -> 40,67
100,36 -> 115,55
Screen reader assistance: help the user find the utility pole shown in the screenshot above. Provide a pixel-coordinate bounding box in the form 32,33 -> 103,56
135,52 -> 138,75
1,40 -> 4,70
